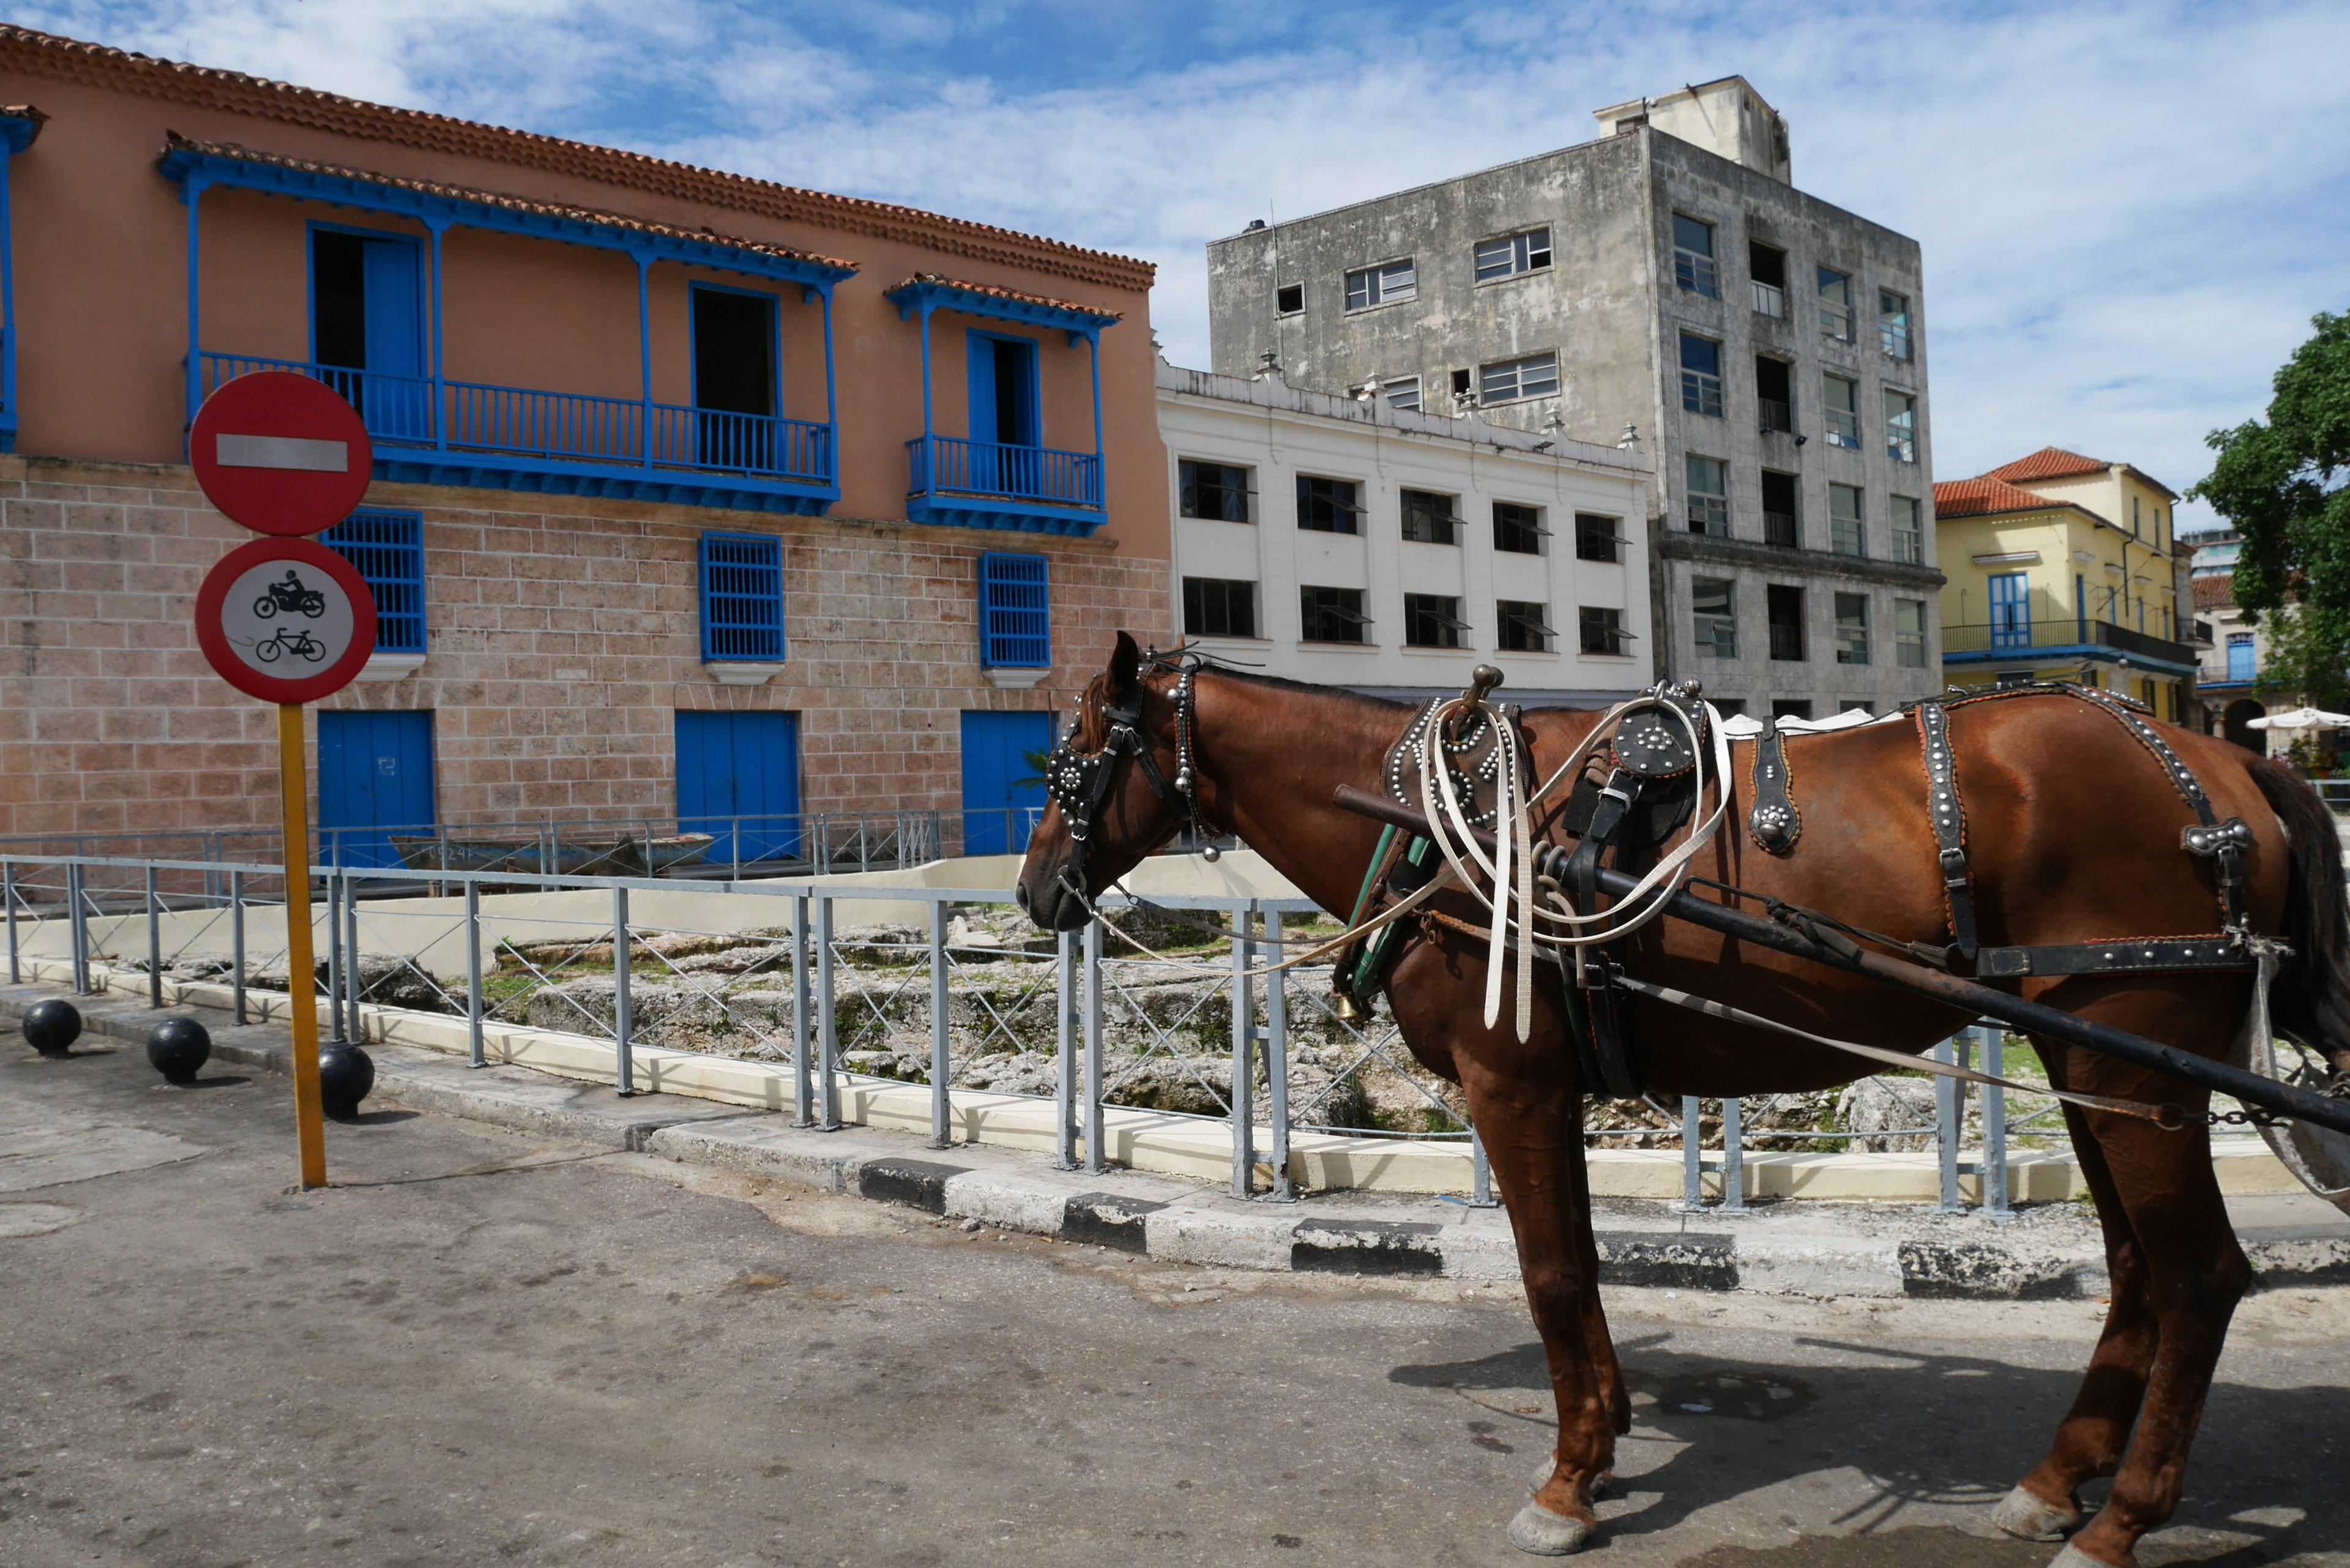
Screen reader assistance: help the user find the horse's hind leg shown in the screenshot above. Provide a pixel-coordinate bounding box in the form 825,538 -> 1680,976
2008,1042 -> 2251,1567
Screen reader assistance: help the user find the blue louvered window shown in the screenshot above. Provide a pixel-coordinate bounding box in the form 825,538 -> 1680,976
700,532 -> 785,662
978,552 -> 1050,668
321,509 -> 425,655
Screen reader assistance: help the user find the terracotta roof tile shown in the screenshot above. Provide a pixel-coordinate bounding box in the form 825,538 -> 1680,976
2194,574 -> 2236,610
1986,446 -> 2111,483
1931,476 -> 2074,519
0,24 -> 1153,291
164,134 -> 857,271
890,274 -> 1123,321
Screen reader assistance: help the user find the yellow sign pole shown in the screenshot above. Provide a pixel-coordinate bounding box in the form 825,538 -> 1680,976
277,701 -> 327,1189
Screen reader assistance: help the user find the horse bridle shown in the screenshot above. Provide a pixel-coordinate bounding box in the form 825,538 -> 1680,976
1042,659 -> 1216,892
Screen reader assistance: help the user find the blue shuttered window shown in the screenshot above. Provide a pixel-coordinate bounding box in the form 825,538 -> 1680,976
700,532 -> 785,662
978,551 -> 1050,668
321,509 -> 426,655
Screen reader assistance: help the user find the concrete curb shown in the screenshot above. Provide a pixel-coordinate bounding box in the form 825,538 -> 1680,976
10,981 -> 2348,1299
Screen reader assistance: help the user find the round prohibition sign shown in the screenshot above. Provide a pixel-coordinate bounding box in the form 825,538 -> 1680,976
196,537 -> 378,704
189,370 -> 373,537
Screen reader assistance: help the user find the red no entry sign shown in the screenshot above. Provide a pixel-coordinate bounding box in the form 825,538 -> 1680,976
195,537 -> 378,704
190,370 -> 373,536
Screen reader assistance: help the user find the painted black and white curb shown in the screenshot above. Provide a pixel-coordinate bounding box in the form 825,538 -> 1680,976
10,983 -> 2348,1299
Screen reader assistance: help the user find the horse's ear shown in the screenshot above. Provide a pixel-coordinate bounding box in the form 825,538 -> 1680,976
1110,630 -> 1141,695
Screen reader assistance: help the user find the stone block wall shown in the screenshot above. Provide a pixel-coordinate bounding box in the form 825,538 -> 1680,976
0,455 -> 1171,840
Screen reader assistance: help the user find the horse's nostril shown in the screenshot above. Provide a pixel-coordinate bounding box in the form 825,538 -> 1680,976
1015,881 -> 1031,915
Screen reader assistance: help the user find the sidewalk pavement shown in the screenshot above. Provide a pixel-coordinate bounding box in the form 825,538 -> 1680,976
8,979 -> 2344,1301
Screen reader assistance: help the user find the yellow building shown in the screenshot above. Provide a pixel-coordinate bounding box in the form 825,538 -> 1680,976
1933,447 -> 2196,720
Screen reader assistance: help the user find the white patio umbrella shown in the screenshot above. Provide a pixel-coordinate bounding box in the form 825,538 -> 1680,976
2245,707 -> 2350,730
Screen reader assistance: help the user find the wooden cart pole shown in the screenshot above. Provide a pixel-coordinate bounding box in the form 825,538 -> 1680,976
278,701 -> 327,1189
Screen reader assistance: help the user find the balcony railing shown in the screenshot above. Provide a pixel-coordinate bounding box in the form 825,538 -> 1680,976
1764,510 -> 1800,548
1752,280 -> 1785,318
1769,623 -> 1805,662
201,353 -> 834,485
908,433 -> 1101,509
1942,619 -> 2198,667
1758,397 -> 1794,434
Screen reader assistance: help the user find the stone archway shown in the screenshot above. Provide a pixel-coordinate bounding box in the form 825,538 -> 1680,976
2223,698 -> 2267,754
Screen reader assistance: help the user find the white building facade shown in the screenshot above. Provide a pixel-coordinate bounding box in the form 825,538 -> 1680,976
1160,361 -> 1653,703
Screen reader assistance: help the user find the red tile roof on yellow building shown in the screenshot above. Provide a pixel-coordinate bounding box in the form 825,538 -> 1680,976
0,24 -> 1154,291
1986,446 -> 2111,484
1931,475 -> 2080,519
162,133 -> 859,272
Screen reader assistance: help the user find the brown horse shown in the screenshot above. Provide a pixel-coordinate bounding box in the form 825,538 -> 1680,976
1015,633 -> 2350,1566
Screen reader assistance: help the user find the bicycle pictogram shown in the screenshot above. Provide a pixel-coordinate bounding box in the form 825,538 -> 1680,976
253,569 -> 327,619
253,627 -> 327,664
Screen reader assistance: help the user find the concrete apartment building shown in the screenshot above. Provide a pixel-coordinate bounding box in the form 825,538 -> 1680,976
1159,360 -> 1652,703
0,25 -> 1171,859
1206,77 -> 1942,719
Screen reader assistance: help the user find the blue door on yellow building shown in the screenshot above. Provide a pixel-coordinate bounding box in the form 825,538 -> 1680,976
316,710 -> 435,868
1989,572 -> 2030,652
960,711 -> 1052,856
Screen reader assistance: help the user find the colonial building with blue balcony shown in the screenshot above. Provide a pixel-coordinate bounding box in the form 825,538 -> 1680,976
887,275 -> 1117,537
161,136 -> 856,515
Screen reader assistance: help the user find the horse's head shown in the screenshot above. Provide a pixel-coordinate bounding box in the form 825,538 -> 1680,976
1016,631 -> 1194,931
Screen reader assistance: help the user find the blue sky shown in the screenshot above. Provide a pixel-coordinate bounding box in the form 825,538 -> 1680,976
20,0 -> 2350,530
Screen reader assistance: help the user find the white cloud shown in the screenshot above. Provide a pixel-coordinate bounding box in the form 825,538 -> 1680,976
14,0 -> 2348,526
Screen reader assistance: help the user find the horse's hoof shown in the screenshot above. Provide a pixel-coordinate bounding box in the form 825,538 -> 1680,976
1525,1464 -> 1610,1501
2048,1545 -> 2121,1568
1990,1484 -> 2079,1542
1507,1503 -> 1594,1556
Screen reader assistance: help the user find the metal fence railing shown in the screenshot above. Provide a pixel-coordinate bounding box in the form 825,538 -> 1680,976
0,848 -> 2183,1211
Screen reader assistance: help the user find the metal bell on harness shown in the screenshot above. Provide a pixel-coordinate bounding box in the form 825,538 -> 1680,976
1201,843 -> 1221,862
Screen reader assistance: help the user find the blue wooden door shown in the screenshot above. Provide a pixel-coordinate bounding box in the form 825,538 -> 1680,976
1988,572 -> 2030,651
961,711 -> 1053,856
359,237 -> 429,440
316,709 -> 435,868
2228,635 -> 2255,681
676,711 -> 801,864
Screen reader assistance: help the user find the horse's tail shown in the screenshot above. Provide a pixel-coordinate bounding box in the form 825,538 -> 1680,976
2248,756 -> 2350,1063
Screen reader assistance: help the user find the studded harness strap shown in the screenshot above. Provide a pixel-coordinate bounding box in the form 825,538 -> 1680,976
1914,700 -> 1980,958
1747,717 -> 1802,855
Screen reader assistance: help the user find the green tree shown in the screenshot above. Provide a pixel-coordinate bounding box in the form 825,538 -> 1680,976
2190,311 -> 2350,711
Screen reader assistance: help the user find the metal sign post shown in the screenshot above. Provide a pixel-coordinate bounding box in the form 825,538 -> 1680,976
190,370 -> 376,1189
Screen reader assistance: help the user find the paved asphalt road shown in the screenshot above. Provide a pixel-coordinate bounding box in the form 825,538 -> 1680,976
3,1041 -> 2346,1568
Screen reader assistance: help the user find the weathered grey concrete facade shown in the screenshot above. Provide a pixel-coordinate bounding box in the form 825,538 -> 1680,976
1207,78 -> 1944,717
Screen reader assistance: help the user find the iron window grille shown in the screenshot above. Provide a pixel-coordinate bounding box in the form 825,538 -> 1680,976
1344,259 -> 1417,311
1300,585 -> 1371,644
1404,594 -> 1471,649
1834,592 -> 1871,665
321,508 -> 425,656
1574,513 -> 1622,563
1830,484 -> 1866,558
1824,374 -> 1860,448
1475,228 -> 1553,282
977,551 -> 1050,668
1885,392 -> 1918,463
1819,267 -> 1854,341
1297,474 -> 1364,534
1179,458 -> 1255,523
1493,501 -> 1548,555
1680,334 -> 1725,417
699,531 -> 786,662
1578,606 -> 1630,657
1686,455 -> 1730,537
1673,214 -> 1720,297
1692,578 -> 1736,659
1498,599 -> 1554,653
1879,290 -> 1913,360
1480,351 -> 1559,405
1401,489 -> 1460,545
1895,598 -> 1927,668
1183,577 -> 1258,639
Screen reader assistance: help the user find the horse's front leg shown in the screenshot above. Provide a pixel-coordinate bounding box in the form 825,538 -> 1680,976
1458,1046 -> 1617,1554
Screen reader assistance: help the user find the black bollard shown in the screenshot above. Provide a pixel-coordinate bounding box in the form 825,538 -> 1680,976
145,1016 -> 212,1085
21,998 -> 82,1058
318,1042 -> 375,1119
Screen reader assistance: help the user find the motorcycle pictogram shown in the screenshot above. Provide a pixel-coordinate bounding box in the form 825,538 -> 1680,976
253,627 -> 327,664
253,569 -> 327,619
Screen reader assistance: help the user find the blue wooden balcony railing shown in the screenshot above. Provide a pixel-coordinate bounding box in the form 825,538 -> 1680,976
907,433 -> 1100,509
200,353 -> 835,488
